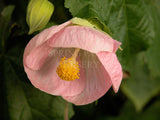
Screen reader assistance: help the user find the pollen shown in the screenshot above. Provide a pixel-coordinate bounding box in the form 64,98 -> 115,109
56,48 -> 80,81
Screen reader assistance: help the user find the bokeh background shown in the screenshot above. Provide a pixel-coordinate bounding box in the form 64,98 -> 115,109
0,0 -> 160,120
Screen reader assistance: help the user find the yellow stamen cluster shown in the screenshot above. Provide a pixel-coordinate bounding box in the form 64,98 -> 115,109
56,57 -> 80,81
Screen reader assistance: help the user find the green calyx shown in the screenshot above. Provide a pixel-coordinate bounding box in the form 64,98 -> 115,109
71,17 -> 96,29
71,17 -> 112,36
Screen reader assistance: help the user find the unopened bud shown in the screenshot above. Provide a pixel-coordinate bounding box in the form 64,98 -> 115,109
26,0 -> 54,34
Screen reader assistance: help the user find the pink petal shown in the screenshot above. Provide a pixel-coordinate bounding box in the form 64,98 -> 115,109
113,40 -> 121,52
25,42 -> 53,70
47,26 -> 116,53
62,53 -> 112,105
24,48 -> 85,96
24,21 -> 71,54
96,52 -> 123,92
24,21 -> 71,70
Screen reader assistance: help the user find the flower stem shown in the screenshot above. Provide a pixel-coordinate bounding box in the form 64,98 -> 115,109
64,101 -> 68,120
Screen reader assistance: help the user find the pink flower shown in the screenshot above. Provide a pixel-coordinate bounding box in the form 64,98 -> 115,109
23,20 -> 123,105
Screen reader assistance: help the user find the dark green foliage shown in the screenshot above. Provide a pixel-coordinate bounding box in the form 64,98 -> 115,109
0,1 -> 74,120
65,0 -> 160,111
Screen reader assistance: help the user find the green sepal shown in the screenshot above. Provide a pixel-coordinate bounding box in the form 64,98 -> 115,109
71,17 -> 112,36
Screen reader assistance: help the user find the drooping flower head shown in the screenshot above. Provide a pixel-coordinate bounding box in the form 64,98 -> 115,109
23,18 -> 123,105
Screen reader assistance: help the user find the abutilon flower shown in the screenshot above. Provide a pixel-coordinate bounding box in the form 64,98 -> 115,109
23,18 -> 123,105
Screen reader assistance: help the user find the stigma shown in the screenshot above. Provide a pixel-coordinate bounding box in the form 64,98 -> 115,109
56,48 -> 80,81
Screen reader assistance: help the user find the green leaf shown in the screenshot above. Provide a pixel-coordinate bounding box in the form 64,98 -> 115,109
97,100 -> 160,120
0,5 -> 15,53
1,2 -> 74,120
121,53 -> 160,111
4,59 -> 74,120
65,0 -> 153,69
146,0 -> 160,76
65,0 -> 160,109
0,31 -> 74,119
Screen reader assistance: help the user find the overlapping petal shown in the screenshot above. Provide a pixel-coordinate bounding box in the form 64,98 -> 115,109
97,52 -> 123,92
63,53 -> 112,105
24,21 -> 71,70
47,26 -> 119,53
25,42 -> 52,70
24,48 -> 85,96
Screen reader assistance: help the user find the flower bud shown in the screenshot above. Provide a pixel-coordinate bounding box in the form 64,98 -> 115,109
26,0 -> 54,34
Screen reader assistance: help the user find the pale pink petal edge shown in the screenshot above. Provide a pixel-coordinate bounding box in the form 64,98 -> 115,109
23,21 -> 71,70
96,52 -> 123,93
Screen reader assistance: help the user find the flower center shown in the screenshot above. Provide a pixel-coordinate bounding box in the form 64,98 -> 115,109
56,48 -> 80,81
